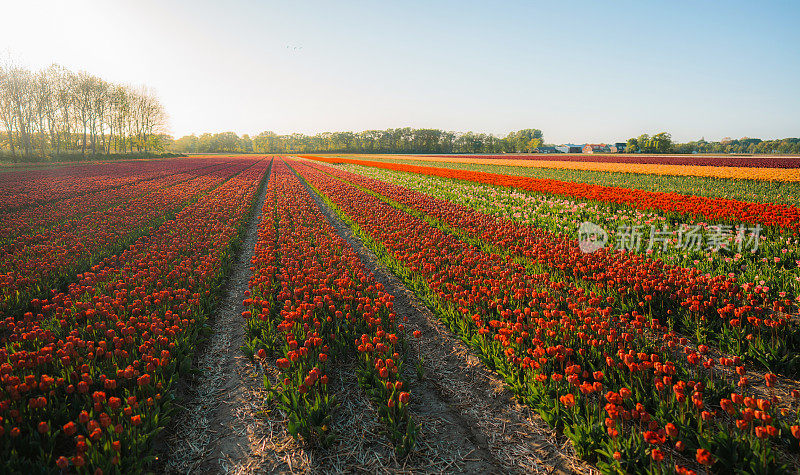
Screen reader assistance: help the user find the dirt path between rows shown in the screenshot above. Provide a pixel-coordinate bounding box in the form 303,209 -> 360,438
158,159 -> 591,474
157,167 -> 280,473
294,162 -> 592,474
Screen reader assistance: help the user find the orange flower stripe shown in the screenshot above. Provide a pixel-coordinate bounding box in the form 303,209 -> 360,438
299,155 -> 800,231
330,154 -> 800,181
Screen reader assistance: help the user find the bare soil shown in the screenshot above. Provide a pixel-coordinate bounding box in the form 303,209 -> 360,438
297,166 -> 591,474
157,171 -> 274,473
158,162 -> 591,474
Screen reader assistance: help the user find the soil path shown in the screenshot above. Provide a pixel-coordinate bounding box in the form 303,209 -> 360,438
294,162 -> 590,474
159,167 -> 276,473
160,159 -> 591,474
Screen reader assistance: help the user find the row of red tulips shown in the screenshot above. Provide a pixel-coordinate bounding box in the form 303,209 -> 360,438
243,159 -> 415,454
0,160 -> 251,321
425,154 -> 800,169
0,159 -> 227,242
0,159 -> 215,213
290,159 -> 800,474
301,162 -> 799,374
300,155 -> 800,232
0,158 -> 271,473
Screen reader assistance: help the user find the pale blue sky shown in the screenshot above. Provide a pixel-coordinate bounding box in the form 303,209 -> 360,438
3,0 -> 798,143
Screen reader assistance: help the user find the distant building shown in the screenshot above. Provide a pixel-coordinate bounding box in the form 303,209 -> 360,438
534,146 -> 559,153
583,144 -> 612,154
556,144 -> 584,153
614,142 -> 627,153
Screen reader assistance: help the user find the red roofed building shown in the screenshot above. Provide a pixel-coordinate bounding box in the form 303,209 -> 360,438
583,144 -> 612,153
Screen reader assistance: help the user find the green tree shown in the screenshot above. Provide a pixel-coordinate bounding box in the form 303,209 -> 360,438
197,133 -> 215,152
239,134 -> 253,152
650,132 -> 673,153
637,134 -> 651,153
526,137 -> 543,151
507,129 -> 543,152
216,131 -> 240,152
172,134 -> 198,153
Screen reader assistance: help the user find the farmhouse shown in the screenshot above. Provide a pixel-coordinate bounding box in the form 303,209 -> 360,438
583,143 -> 612,154
556,144 -> 584,153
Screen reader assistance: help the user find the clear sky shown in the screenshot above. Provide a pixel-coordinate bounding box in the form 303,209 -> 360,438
2,0 -> 798,144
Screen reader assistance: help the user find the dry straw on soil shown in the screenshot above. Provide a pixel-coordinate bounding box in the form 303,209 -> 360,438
160,164 -> 593,474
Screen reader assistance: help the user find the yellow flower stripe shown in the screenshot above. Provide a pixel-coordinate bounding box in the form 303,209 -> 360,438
331,154 -> 800,182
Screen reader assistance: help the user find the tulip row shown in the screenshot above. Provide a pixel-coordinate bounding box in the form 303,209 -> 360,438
0,160 -> 251,321
242,159 -> 416,454
290,159 -> 800,474
0,158 -> 227,242
0,158 -> 271,473
304,155 -> 800,216
0,158 -> 210,212
334,154 -> 800,182
423,153 -> 800,169
320,162 -> 800,373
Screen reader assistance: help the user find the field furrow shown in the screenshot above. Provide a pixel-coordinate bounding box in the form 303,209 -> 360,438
292,158 -> 800,474
3,153 -> 800,474
0,158 -> 228,242
326,154 -> 800,181
301,155 -> 800,231
0,158 -> 270,472
0,160 -> 251,320
302,160 -> 800,374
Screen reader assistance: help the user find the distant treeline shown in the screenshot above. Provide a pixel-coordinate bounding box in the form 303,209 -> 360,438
673,137 -> 800,154
0,62 -> 168,162
625,133 -> 800,154
173,129 -> 800,155
172,128 -> 545,154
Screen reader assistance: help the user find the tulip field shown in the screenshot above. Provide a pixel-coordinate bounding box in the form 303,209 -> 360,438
0,157 -> 270,472
242,160 -> 415,455
315,154 -> 800,207
2,155 -> 800,473
320,154 -> 800,183
424,154 -> 800,169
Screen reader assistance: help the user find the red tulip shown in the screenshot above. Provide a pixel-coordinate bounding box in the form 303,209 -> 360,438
696,448 -> 714,466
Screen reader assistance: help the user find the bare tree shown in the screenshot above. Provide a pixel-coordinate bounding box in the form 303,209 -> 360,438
0,65 -> 15,157
107,85 -> 128,153
7,67 -> 35,156
53,65 -> 75,156
0,62 -> 167,160
89,77 -> 108,155
32,69 -> 53,156
72,71 -> 96,157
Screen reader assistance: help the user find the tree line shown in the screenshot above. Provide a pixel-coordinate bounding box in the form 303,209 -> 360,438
174,129 -> 799,155
625,133 -> 800,154
172,128 -> 544,154
0,62 -> 168,161
674,137 -> 800,154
